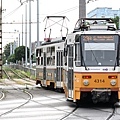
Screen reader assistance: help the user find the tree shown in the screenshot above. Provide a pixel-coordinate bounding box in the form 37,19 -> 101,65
15,46 -> 29,62
112,16 -> 119,29
3,43 -> 13,59
7,54 -> 16,63
2,52 -> 6,65
3,42 -> 14,64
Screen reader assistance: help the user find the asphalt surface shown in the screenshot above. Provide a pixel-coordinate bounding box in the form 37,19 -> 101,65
0,82 -> 120,120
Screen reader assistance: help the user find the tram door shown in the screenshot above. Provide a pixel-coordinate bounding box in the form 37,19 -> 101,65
43,52 -> 46,85
67,45 -> 73,98
56,50 -> 63,87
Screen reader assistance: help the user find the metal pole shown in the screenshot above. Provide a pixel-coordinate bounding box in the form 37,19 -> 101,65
25,4 -> 27,67
29,0 -> 32,68
19,33 -> 20,46
119,8 -> 120,30
37,0 -> 39,47
1,0 -> 2,78
79,0 -> 86,19
22,14 -> 23,46
13,40 -> 16,54
10,43 -> 12,55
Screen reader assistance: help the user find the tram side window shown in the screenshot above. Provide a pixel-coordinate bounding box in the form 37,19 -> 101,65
39,48 -> 43,56
46,46 -> 55,65
75,43 -> 81,66
37,57 -> 40,65
47,47 -> 51,53
46,57 -> 55,65
52,56 -> 55,65
41,57 -> 43,65
47,57 -> 51,65
51,46 -> 55,55
36,49 -> 39,56
119,44 -> 120,65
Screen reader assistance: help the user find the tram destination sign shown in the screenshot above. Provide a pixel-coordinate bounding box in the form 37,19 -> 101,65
82,35 -> 117,41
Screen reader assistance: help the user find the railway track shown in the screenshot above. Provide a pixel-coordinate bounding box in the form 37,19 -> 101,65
0,68 -> 34,117
30,88 -> 120,120
3,67 -> 35,87
0,90 -> 33,117
1,67 -> 120,120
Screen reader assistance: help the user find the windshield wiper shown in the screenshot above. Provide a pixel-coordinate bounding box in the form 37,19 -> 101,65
113,43 -> 119,70
113,57 -> 117,70
113,54 -> 119,70
81,54 -> 87,70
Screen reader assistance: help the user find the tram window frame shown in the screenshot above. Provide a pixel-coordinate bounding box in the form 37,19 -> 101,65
81,34 -> 119,66
75,42 -> 81,67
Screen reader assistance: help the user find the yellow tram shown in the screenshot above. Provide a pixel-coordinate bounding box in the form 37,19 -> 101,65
36,37 -> 65,91
63,18 -> 120,104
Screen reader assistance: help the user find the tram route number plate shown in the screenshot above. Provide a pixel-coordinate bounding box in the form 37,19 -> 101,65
94,79 -> 105,83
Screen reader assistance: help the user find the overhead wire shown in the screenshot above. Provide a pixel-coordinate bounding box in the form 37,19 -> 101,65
51,0 -> 99,16
48,0 -> 98,16
3,0 -> 96,21
3,0 -> 80,23
51,6 -> 79,15
3,1 -> 27,19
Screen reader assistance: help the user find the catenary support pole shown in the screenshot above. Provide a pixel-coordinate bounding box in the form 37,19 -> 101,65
29,0 -> 32,68
37,0 -> 39,47
25,4 -> 27,67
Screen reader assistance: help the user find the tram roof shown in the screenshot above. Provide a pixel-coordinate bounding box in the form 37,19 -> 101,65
41,37 -> 66,46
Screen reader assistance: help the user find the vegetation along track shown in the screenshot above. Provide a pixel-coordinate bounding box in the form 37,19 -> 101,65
3,67 -> 35,86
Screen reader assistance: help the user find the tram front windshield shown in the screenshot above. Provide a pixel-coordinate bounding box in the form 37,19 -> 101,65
75,34 -> 119,66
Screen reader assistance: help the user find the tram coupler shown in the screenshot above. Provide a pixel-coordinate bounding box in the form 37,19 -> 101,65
91,89 -> 111,103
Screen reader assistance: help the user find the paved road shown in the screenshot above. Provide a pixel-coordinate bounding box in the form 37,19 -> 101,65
0,85 -> 120,120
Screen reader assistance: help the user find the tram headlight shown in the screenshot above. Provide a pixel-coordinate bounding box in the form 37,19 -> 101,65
110,80 -> 116,86
83,80 -> 89,86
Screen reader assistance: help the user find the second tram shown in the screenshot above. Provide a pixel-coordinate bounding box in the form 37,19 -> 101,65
36,37 -> 65,91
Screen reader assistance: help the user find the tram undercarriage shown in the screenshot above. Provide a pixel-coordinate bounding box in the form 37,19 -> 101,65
77,90 -> 118,104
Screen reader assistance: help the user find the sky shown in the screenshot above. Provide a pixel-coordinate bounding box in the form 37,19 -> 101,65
2,0 -> 120,49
